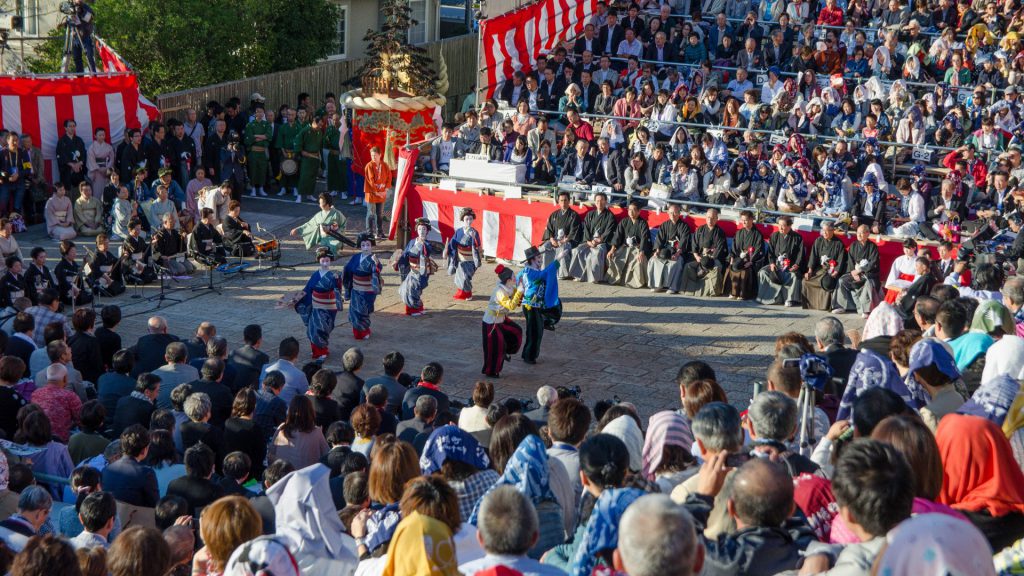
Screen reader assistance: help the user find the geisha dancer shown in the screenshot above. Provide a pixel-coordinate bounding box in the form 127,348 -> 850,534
481,265 -> 523,378
395,217 -> 435,316
295,247 -> 344,359
342,233 -> 383,341
444,208 -> 482,300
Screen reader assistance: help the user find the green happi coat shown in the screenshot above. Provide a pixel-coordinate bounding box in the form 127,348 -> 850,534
275,121 -> 301,187
295,125 -> 326,198
245,119 -> 272,187
324,124 -> 345,192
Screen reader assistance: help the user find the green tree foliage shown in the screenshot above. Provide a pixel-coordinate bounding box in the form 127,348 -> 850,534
27,0 -> 339,95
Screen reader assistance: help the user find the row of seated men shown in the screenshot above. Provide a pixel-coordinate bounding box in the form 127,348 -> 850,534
0,204 -> 260,308
538,190 -> 990,320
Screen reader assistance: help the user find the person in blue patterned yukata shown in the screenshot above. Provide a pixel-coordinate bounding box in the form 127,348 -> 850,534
295,246 -> 343,359
444,208 -> 482,300
517,246 -> 562,365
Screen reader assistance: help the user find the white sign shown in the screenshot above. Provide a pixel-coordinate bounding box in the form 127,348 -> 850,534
498,107 -> 517,122
769,133 -> 788,145
956,91 -> 969,104
647,184 -> 671,209
465,153 -> 490,162
755,74 -> 768,86
708,128 -> 723,139
438,178 -> 458,191
505,185 -> 523,199
911,148 -> 933,162
865,30 -> 876,43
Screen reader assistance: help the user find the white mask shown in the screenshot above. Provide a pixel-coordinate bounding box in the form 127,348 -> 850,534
463,216 -> 474,229
417,225 -> 429,240
319,257 -> 331,270
360,241 -> 373,255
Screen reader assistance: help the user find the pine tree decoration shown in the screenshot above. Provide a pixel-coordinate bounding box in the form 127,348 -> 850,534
358,0 -> 440,98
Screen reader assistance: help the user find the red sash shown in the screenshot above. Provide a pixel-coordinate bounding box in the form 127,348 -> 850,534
884,272 -> 917,304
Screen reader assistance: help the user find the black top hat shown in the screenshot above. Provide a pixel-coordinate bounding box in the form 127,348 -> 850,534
523,246 -> 541,262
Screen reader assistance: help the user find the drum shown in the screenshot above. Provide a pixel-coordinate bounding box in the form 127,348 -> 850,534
281,158 -> 298,176
254,239 -> 279,254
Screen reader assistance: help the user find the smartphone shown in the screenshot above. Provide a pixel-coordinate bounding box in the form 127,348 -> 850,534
752,381 -> 765,398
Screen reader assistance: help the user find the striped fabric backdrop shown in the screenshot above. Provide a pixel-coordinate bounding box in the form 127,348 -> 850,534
481,0 -> 599,98
0,74 -> 159,184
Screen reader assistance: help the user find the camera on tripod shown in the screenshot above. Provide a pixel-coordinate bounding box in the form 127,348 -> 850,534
59,1 -> 77,16
0,13 -> 23,31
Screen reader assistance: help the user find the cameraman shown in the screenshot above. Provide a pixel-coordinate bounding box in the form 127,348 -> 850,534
69,0 -> 96,74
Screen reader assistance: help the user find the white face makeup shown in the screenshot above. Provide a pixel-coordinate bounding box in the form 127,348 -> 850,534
462,216 -> 474,229
360,241 -> 373,254
319,257 -> 331,268
417,225 -> 429,240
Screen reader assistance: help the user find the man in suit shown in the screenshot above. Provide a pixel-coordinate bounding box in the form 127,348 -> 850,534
465,128 -> 504,161
4,313 -> 36,376
762,29 -> 791,68
537,67 -> 566,113
921,182 -> 968,241
332,347 -> 366,421
934,241 -> 957,279
598,10 -> 625,57
620,4 -> 644,37
644,31 -> 677,63
183,321 -> 216,363
68,308 -> 103,385
401,362 -> 451,420
102,424 -> 160,507
735,37 -> 762,70
578,70 -> 599,112
573,23 -> 599,56
153,342 -> 200,410
188,358 -> 234,428
130,315 -> 180,376
561,140 -> 598,185
396,395 -> 437,448
706,13 -> 733,56
499,71 -> 528,106
814,317 -> 859,398
593,138 -> 627,192
112,372 -> 159,436
228,324 -> 270,390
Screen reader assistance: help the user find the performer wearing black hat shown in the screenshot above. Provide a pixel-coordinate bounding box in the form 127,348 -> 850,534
517,246 -> 562,364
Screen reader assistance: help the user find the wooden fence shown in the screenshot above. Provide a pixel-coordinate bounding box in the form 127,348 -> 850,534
156,34 -> 478,121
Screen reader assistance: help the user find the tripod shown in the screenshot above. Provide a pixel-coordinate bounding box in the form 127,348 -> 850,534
59,15 -> 85,74
795,384 -> 819,457
145,263 -> 182,308
191,255 -> 222,295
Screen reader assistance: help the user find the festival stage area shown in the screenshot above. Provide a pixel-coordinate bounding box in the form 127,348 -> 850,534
23,197 -> 831,415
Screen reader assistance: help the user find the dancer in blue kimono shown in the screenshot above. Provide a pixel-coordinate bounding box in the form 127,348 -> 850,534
394,217 -> 435,316
517,245 -> 562,365
343,233 -> 382,341
295,246 -> 343,359
444,208 -> 482,300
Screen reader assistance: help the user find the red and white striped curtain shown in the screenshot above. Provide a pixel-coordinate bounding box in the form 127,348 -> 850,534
480,0 -> 599,98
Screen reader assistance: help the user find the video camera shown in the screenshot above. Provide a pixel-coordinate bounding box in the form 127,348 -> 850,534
58,1 -> 76,16
798,353 -> 832,392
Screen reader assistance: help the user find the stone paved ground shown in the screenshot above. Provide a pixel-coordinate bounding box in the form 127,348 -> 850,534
22,196 -> 854,417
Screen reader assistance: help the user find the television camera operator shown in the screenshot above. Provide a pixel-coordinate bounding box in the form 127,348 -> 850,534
62,0 -> 96,74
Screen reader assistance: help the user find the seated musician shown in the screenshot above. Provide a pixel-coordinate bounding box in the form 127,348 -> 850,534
119,218 -> 157,285
54,240 -> 93,306
222,200 -> 255,257
191,208 -> 227,265
152,214 -> 195,277
0,256 -> 27,308
87,234 -> 126,297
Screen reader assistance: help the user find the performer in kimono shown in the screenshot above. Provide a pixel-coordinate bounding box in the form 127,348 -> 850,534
539,191 -> 582,274
86,128 -> 114,200
222,201 -> 255,257
110,186 -> 137,241
833,224 -> 880,317
296,114 -> 326,202
568,192 -> 617,283
757,215 -> 806,306
152,214 -> 195,277
343,233 -> 383,341
45,183 -> 77,241
119,218 -> 157,285
147,184 -> 180,231
647,202 -> 691,293
801,221 -> 848,311
85,234 -> 125,297
883,238 -> 922,305
518,246 -> 562,365
724,210 -> 766,300
395,217 -> 435,316
191,208 -> 227,265
482,264 -> 523,377
54,240 -> 92,307
290,193 -> 348,253
680,208 -> 728,297
72,182 -> 104,236
444,208 -> 482,300
0,256 -> 26,308
245,107 -> 272,197
606,200 -> 652,288
25,247 -> 56,306
295,247 -> 344,359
